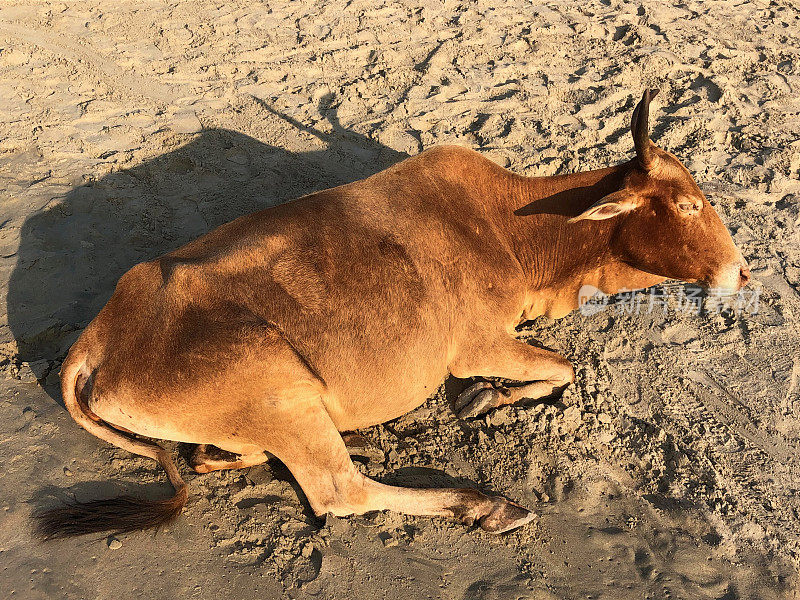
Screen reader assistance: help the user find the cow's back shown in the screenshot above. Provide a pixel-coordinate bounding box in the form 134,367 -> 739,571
81,146 -> 527,429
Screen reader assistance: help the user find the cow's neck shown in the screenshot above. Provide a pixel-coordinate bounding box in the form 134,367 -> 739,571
497,161 -> 665,320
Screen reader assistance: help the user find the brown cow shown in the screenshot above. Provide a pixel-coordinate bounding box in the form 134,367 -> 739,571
36,90 -> 749,538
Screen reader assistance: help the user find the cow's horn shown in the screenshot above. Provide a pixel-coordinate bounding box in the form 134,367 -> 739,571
631,89 -> 659,171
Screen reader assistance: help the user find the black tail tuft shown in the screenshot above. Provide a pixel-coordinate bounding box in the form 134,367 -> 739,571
33,486 -> 188,540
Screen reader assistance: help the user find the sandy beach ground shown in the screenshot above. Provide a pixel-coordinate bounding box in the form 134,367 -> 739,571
1,0 -> 800,598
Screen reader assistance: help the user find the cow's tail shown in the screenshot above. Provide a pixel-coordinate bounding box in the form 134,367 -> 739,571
33,347 -> 188,539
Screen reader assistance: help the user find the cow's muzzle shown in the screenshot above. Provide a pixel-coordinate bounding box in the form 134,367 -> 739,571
708,259 -> 750,294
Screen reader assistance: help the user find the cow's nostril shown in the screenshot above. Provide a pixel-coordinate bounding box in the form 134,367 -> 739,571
739,265 -> 751,287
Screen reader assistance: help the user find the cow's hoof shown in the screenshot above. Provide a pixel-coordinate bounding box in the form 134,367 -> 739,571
455,381 -> 500,419
190,444 -> 239,473
479,497 -> 535,534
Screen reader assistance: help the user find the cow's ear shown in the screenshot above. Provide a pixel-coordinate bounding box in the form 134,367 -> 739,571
568,190 -> 639,223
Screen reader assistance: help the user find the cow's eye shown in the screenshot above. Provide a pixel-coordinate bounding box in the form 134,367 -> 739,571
677,200 -> 701,215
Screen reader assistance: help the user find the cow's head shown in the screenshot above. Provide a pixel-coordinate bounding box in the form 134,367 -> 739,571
570,89 -> 749,294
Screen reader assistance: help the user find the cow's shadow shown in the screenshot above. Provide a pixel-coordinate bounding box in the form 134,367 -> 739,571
7,102 -> 406,404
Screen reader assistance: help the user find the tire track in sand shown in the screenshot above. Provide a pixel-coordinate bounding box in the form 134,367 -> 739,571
687,369 -> 800,467
0,21 -> 179,106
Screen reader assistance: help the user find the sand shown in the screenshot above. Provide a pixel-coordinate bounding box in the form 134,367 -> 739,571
1,0 -> 800,598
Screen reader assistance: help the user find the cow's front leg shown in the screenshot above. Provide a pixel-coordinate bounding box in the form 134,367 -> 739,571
450,336 -> 574,419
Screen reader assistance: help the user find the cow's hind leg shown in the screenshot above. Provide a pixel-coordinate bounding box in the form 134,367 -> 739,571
191,433 -> 380,473
257,396 -> 534,534
190,443 -> 268,474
